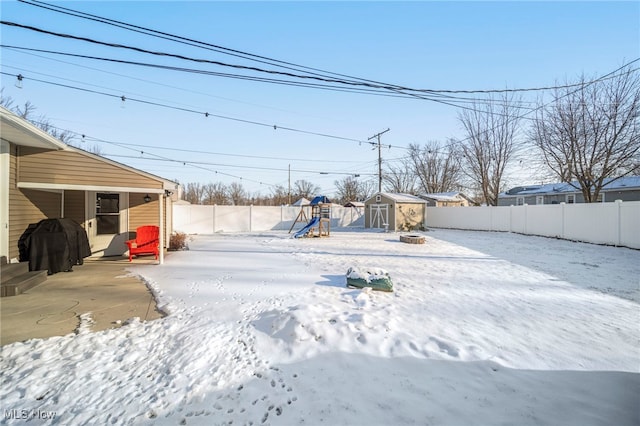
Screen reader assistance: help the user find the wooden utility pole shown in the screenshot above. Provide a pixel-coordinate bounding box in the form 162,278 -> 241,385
288,164 -> 291,205
368,128 -> 390,192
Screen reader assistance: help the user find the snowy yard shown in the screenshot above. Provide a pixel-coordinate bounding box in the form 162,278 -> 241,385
1,229 -> 639,425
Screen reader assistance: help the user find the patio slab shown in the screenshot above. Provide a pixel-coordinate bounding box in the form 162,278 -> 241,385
0,256 -> 164,346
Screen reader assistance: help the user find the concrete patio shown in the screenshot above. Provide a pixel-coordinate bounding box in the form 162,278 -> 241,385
0,256 -> 165,346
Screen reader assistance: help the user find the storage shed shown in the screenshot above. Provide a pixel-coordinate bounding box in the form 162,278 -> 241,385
364,193 -> 427,231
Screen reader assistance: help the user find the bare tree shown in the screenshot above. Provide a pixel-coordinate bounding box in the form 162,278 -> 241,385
270,185 -> 290,205
0,88 -> 14,110
228,182 -> 247,205
183,182 -> 205,204
458,94 -> 522,206
334,176 -> 362,204
409,141 -> 462,194
383,160 -> 416,194
202,182 -> 228,205
1,94 -> 75,144
293,180 -> 320,199
14,100 -> 37,119
358,179 -> 377,200
529,67 -> 640,202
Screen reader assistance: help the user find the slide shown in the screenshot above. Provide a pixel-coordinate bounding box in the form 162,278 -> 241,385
293,216 -> 320,239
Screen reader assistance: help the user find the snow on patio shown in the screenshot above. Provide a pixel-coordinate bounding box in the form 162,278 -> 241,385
1,229 -> 638,425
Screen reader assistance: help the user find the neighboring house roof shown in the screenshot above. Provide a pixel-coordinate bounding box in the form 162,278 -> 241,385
344,201 -> 365,208
367,192 -> 426,203
501,176 -> 640,197
421,192 -> 464,202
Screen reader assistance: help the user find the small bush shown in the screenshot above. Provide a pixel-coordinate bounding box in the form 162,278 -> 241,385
169,232 -> 188,251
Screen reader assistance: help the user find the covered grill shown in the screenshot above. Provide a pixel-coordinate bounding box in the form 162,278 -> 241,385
21,218 -> 91,275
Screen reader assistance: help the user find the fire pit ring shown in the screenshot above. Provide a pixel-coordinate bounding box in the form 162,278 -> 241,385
400,234 -> 425,244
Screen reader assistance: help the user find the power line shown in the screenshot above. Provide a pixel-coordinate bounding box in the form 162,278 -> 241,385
11,2 -> 636,97
4,19 -> 635,100
0,70 -> 395,148
102,154 -> 377,177
18,118 -> 378,186
3,45 -> 546,115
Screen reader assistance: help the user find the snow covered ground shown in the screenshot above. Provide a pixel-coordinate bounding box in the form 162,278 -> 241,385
1,229 -> 639,425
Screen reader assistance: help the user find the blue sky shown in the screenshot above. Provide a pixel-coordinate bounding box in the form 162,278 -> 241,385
1,1 -> 638,196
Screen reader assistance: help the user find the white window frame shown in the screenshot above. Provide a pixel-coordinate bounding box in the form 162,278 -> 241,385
516,196 -> 525,206
566,194 -> 575,204
536,196 -> 544,205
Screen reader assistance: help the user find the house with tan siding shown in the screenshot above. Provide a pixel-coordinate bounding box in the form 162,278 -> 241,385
1,106 -> 178,264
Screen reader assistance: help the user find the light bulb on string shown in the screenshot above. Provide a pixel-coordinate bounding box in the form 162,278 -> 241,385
15,74 -> 23,89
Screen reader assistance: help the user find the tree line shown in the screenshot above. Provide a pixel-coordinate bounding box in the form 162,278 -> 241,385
381,66 -> 639,205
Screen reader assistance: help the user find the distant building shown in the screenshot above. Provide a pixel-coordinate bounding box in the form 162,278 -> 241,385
498,176 -> 640,206
419,192 -> 473,207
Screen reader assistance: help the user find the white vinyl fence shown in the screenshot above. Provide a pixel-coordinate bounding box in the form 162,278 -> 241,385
172,201 -> 639,249
173,204 -> 364,234
427,201 -> 640,249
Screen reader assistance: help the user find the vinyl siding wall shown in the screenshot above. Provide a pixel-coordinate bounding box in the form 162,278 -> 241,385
18,146 -> 163,189
8,144 -> 62,259
129,193 -> 171,248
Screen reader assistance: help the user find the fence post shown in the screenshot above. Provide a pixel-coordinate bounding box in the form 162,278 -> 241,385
616,199 -> 622,246
560,202 -> 565,239
523,204 -> 528,235
509,205 -> 513,233
249,205 -> 253,232
212,204 -> 216,233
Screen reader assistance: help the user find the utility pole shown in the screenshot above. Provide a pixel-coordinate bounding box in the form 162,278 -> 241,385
288,164 -> 291,205
368,128 -> 390,192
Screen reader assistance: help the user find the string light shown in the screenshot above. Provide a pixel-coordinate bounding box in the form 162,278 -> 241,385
15,73 -> 23,88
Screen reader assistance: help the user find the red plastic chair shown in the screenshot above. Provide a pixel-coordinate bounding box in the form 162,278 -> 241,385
125,225 -> 160,262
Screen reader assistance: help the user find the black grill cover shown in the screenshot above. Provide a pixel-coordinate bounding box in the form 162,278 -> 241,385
24,218 -> 91,274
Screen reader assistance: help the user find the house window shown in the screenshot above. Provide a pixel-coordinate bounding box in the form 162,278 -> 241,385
566,194 -> 575,204
595,193 -> 604,203
536,196 -> 544,205
96,193 -> 119,234
375,194 -> 381,202
516,197 -> 525,206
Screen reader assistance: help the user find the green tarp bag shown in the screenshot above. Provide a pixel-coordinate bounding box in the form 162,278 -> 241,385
346,266 -> 393,292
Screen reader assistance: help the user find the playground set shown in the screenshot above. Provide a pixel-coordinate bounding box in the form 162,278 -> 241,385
289,196 -> 332,238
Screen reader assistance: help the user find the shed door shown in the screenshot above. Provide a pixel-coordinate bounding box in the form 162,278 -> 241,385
369,204 -> 389,229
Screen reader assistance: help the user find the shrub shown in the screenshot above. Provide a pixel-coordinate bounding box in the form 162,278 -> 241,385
169,232 -> 188,251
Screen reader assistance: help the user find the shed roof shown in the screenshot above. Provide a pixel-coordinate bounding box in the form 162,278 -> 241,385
367,192 -> 426,203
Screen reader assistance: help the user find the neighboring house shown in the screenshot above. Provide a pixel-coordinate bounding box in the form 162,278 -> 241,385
498,176 -> 640,206
1,107 -> 178,264
420,192 -> 472,207
343,201 -> 365,209
364,192 -> 427,231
